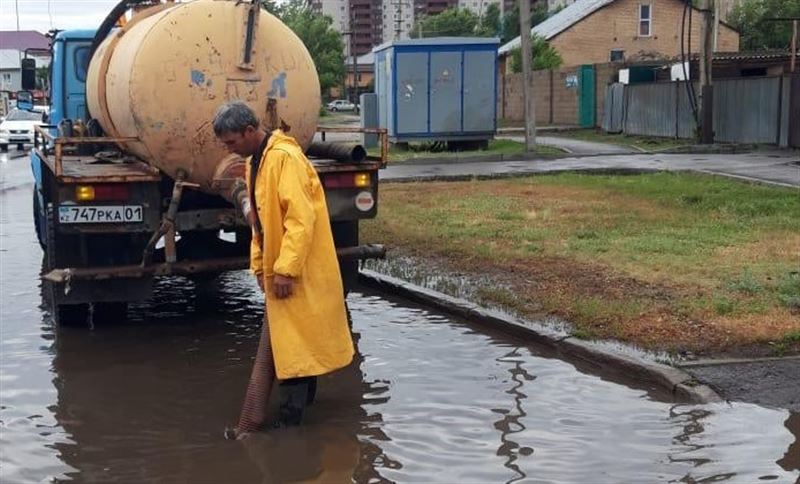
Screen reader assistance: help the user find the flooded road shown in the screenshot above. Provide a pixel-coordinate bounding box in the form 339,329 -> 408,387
2,156 -> 799,483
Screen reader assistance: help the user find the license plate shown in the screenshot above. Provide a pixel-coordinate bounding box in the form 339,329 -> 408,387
58,205 -> 143,224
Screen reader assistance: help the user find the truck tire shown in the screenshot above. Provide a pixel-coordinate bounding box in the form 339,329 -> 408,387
92,302 -> 128,323
0,144 -> 7,152
33,190 -> 45,249
53,304 -> 91,327
44,204 -> 90,326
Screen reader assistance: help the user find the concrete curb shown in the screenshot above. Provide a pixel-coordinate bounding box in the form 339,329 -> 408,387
382,167 -> 664,184
359,269 -> 723,404
382,166 -> 798,189
388,152 -> 563,166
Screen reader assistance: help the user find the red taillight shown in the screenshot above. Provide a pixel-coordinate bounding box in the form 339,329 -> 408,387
93,184 -> 130,201
322,172 -> 371,189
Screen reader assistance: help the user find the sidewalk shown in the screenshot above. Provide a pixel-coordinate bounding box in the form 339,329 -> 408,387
382,151 -> 800,188
497,134 -> 638,155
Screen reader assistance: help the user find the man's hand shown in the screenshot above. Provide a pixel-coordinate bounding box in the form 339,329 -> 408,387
255,273 -> 264,293
273,274 -> 295,299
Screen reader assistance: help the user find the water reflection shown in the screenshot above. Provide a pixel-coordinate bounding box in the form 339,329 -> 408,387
493,347 -> 535,483
44,276 -> 392,483
1,176 -> 798,482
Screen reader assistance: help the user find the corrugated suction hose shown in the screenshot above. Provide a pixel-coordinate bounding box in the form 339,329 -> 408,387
231,312 -> 275,438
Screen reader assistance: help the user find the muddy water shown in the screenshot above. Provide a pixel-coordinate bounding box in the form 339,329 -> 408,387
2,164 -> 799,482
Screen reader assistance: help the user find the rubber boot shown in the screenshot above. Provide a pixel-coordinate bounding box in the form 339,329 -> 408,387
306,377 -> 317,406
276,380 -> 310,427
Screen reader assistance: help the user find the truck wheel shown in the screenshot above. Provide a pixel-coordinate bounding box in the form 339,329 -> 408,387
0,144 -> 7,152
16,143 -> 24,151
43,204 -> 91,327
92,302 -> 128,324
53,304 -> 90,327
33,190 -> 45,249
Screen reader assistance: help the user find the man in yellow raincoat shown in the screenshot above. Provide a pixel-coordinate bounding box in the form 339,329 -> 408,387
213,101 -> 354,433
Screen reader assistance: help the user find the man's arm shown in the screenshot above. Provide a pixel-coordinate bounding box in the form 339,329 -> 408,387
251,232 -> 264,292
245,156 -> 265,292
273,152 -> 317,281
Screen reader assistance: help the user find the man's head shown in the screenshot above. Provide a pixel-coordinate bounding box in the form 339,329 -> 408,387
213,101 -> 265,156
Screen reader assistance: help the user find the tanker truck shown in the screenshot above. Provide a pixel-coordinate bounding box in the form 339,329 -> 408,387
30,0 -> 386,325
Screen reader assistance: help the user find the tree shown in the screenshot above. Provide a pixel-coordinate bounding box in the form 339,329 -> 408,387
510,34 -> 563,72
260,0 -> 280,16
276,0 -> 345,94
500,3 -> 549,44
476,4 -> 502,37
501,5 -> 520,43
411,8 -> 480,38
729,0 -> 800,50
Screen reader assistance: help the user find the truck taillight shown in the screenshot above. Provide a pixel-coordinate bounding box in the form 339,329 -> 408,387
75,184 -> 130,202
322,172 -> 371,189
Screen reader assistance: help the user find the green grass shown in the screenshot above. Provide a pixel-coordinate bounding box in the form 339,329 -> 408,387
773,330 -> 800,356
777,272 -> 800,311
370,139 -> 564,162
364,172 -> 800,350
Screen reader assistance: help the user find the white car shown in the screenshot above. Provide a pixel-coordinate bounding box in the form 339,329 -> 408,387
0,108 -> 46,151
327,99 -> 358,112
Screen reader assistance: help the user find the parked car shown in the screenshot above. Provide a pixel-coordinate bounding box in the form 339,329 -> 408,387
327,99 -> 358,112
0,108 -> 45,151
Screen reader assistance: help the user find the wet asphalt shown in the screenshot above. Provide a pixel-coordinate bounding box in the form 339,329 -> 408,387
2,146 -> 799,482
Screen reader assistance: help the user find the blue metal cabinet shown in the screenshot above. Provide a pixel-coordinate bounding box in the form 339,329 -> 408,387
373,37 -> 499,144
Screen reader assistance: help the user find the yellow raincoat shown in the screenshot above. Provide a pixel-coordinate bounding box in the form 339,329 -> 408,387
247,130 -> 354,380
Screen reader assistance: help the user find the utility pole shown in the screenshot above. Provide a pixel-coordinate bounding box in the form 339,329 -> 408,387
342,5 -> 358,103
519,0 -> 535,151
763,17 -> 800,73
793,19 -> 799,148
792,19 -> 798,74
698,0 -> 714,144
764,17 -> 800,148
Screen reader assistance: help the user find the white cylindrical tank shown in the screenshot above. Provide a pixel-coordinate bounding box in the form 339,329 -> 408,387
86,0 -> 321,193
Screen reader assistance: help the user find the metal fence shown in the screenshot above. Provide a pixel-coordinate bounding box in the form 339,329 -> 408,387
601,83 -> 625,133
603,76 -> 795,147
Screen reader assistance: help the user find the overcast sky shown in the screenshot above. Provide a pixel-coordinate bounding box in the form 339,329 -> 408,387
0,0 -> 137,33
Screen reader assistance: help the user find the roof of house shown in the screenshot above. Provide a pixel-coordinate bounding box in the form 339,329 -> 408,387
0,50 -> 21,70
713,50 -> 800,62
499,0 -> 614,55
343,52 -> 375,72
374,36 -> 500,53
357,52 -> 374,66
499,0 -> 738,56
0,30 -> 50,52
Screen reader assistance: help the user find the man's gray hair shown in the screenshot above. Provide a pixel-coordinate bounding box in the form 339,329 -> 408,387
213,101 -> 260,135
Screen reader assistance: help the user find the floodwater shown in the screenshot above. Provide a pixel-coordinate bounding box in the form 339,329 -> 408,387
2,156 -> 799,483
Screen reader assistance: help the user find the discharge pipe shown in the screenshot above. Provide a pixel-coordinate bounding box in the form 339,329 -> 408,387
305,142 -> 367,163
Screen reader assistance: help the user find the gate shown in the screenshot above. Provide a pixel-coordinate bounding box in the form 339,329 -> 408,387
579,65 -> 596,128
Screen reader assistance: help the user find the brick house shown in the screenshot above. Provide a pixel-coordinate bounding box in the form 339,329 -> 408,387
500,0 -> 740,69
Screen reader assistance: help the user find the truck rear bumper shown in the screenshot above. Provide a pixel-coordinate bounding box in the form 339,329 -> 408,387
42,245 -> 386,284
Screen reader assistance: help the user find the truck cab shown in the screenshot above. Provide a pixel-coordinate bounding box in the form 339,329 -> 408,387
32,28 -> 385,326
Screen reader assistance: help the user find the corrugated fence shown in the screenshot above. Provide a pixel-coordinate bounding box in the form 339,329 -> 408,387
603,76 -> 796,147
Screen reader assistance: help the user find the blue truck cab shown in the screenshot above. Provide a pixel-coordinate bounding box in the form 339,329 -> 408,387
31,30 -> 93,227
